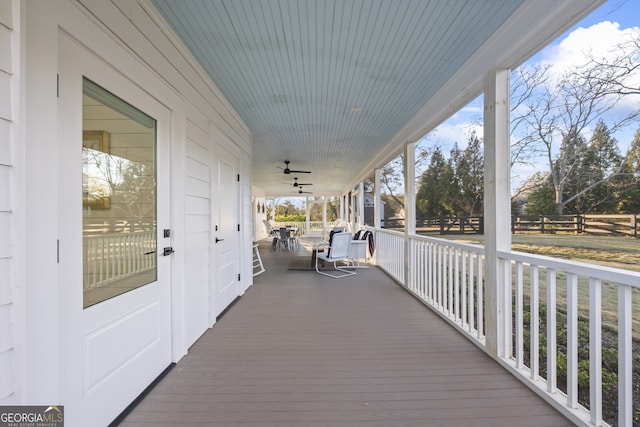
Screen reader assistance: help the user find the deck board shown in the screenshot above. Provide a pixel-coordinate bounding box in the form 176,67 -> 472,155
118,239 -> 573,427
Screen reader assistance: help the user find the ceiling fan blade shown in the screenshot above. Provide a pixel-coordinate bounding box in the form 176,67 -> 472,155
280,160 -> 311,174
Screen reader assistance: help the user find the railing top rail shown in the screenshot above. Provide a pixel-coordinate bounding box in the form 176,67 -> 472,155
583,214 -> 636,218
375,228 -> 406,238
408,232 -> 485,253
84,230 -> 156,238
498,249 -> 640,288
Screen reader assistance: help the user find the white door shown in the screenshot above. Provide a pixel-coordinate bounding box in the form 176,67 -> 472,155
58,35 -> 172,426
212,134 -> 241,319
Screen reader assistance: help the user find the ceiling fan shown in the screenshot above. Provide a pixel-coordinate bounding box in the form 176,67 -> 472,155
287,177 -> 312,187
293,185 -> 313,195
278,160 -> 311,174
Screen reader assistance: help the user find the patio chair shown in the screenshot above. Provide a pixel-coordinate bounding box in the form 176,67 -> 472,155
276,227 -> 291,251
315,232 -> 357,279
288,227 -> 300,250
252,243 -> 265,276
264,220 -> 280,249
263,219 -> 278,237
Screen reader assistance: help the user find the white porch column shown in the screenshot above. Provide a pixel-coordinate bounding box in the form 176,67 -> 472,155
404,143 -> 416,235
322,197 -> 327,229
374,168 -> 382,229
305,196 -> 310,235
358,181 -> 365,230
344,194 -> 348,222
484,68 -> 511,359
404,142 -> 416,287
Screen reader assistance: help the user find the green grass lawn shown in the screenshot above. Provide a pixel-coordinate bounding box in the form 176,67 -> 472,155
418,231 -> 640,334
418,232 -> 640,425
436,233 -> 640,273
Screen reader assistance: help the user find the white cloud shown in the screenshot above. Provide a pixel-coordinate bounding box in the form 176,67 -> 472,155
539,21 -> 637,77
535,21 -> 640,143
538,21 -> 640,115
420,19 -> 640,193
430,122 -> 484,150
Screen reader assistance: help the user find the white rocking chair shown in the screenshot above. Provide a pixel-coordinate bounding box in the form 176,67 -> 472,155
315,232 -> 357,279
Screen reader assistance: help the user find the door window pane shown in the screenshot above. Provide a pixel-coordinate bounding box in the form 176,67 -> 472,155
82,78 -> 157,308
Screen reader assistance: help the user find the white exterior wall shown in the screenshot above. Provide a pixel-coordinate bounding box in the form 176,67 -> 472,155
252,186 -> 268,242
11,0 -> 253,409
0,0 -> 19,405
241,150 -> 253,292
183,118 -> 212,348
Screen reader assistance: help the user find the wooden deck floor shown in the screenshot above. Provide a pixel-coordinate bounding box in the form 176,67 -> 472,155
118,239 -> 573,427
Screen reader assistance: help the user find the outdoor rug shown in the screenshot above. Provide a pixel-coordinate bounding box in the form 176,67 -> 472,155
288,256 -> 326,271
287,256 -> 366,271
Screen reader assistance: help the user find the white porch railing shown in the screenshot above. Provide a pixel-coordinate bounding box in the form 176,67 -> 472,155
373,228 -> 639,427
84,231 -> 156,290
273,221 -> 308,236
408,234 -> 485,345
375,229 -> 405,285
272,221 -> 339,237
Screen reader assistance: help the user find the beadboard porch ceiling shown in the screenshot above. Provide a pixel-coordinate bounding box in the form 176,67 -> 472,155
150,0 -> 603,197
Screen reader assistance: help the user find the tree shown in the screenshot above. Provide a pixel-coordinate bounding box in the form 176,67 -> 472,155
521,173 -> 556,215
616,128 -> 640,212
451,131 -> 484,216
381,193 -> 404,221
550,130 -> 588,214
510,64 -> 553,170
584,29 -> 640,97
515,59 -> 640,214
83,150 -> 156,231
274,200 -> 301,217
325,197 -> 338,222
565,121 -> 623,213
509,28 -> 640,213
416,147 -> 455,217
379,155 -> 405,214
308,199 -> 323,221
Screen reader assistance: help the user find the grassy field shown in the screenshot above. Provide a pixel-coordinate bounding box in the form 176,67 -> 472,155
437,233 -> 640,272
419,232 -> 640,334
418,232 -> 640,425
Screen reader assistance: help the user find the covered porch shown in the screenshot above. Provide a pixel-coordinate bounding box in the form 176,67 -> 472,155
119,238 -> 571,426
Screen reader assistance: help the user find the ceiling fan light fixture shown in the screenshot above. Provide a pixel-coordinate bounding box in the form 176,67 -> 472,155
280,160 -> 311,174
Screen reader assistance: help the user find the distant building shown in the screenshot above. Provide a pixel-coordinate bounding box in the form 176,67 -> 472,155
364,194 -> 385,226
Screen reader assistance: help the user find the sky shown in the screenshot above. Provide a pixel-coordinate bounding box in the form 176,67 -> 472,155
417,0 -> 640,189
276,0 -> 640,206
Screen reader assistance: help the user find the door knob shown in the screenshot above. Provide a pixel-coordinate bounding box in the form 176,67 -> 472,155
215,238 -> 224,243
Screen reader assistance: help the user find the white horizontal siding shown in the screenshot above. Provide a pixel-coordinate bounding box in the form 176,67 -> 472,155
0,72 -> 10,120
183,118 -> 212,344
184,176 -> 208,199
184,157 -> 209,183
0,26 -> 10,72
0,120 -> 10,166
77,0 -> 253,352
0,164 -> 10,212
0,0 -> 14,404
0,349 -> 10,399
123,0 -> 251,151
184,214 -> 209,235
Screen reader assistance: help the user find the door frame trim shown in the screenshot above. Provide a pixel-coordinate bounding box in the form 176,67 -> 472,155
209,124 -> 242,325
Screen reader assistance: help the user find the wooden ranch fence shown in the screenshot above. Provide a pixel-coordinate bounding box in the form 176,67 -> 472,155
384,214 -> 640,237
513,214 -> 639,237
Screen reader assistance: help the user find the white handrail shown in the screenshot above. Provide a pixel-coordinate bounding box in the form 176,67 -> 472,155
83,231 -> 156,290
373,228 -> 638,427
